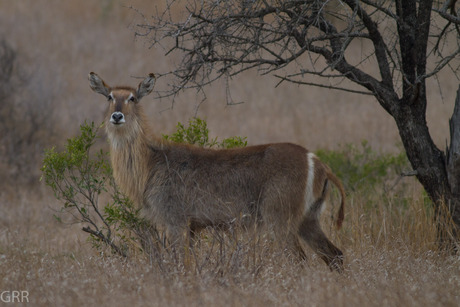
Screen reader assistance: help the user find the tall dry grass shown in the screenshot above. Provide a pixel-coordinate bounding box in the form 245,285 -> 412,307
1,179 -> 459,306
1,0 -> 460,306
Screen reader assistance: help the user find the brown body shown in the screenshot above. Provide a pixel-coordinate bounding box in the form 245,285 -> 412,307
89,72 -> 345,271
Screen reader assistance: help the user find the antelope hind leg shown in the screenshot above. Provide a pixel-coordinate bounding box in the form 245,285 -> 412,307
298,217 -> 344,272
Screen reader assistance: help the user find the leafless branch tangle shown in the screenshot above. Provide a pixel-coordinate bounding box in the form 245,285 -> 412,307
131,0 -> 459,106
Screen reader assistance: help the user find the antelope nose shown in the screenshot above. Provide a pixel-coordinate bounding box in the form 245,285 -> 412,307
110,112 -> 125,124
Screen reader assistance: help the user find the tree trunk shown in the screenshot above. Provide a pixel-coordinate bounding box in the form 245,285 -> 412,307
391,85 -> 460,251
391,0 -> 459,250
389,85 -> 460,251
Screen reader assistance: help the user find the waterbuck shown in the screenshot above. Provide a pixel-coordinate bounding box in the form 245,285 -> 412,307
89,72 -> 346,271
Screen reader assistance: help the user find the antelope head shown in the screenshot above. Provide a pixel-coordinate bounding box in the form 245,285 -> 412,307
88,72 -> 155,143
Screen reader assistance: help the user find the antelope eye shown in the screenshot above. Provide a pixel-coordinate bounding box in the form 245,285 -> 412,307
129,96 -> 136,102
107,94 -> 114,101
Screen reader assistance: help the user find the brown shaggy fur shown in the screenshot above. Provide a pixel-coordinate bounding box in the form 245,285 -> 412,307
89,72 -> 345,271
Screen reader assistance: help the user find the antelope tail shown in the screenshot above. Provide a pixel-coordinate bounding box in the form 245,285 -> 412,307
328,171 -> 346,229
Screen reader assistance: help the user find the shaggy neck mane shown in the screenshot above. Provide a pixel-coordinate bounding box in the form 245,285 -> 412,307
107,113 -> 165,206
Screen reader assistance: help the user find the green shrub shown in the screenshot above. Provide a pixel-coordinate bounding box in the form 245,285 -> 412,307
41,122 -> 146,257
163,117 -> 247,148
316,140 -> 409,193
315,140 -> 414,213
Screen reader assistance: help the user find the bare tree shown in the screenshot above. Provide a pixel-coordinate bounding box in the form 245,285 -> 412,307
134,0 -> 460,248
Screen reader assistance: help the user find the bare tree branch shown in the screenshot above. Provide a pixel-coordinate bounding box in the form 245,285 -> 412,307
133,0 -> 458,109
342,0 -> 394,88
435,0 -> 460,24
274,74 -> 374,95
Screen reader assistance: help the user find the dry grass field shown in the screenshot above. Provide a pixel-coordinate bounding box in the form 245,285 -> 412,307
1,1 -> 460,306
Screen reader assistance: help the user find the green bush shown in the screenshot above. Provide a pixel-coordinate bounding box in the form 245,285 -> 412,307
316,141 -> 409,193
41,122 -> 146,257
163,117 -> 247,148
315,140 -> 415,215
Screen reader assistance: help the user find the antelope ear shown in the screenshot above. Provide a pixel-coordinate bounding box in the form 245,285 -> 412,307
88,72 -> 110,97
136,73 -> 156,100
